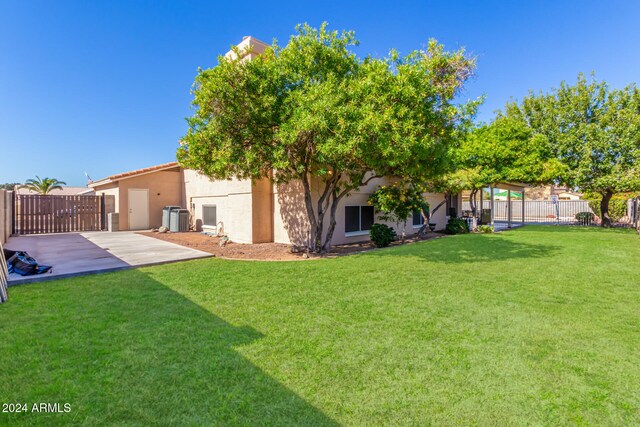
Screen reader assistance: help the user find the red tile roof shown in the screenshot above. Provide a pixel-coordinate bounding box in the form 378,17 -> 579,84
90,162 -> 179,186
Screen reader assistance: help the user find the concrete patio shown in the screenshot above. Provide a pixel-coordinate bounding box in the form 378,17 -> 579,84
5,232 -> 212,285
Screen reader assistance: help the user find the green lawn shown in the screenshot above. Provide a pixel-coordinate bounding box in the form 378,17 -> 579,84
1,226 -> 639,425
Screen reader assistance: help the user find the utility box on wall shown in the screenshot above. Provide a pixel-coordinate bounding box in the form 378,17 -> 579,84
108,213 -> 119,232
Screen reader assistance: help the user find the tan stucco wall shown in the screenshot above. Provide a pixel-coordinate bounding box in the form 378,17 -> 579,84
94,183 -> 120,213
93,169 -> 182,231
92,166 -> 447,246
118,171 -> 182,230
182,169 -> 257,244
273,176 -> 448,247
251,178 -> 273,243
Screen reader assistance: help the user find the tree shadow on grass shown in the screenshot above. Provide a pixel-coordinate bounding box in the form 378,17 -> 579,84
0,270 -> 337,426
365,233 -> 561,264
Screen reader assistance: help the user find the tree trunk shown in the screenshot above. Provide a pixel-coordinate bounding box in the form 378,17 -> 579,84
301,175 -> 319,251
469,189 -> 478,231
600,190 -> 613,228
429,197 -> 448,222
469,189 -> 478,216
321,190 -> 342,252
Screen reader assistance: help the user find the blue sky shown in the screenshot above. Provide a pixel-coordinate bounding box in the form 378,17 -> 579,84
1,1 -> 639,186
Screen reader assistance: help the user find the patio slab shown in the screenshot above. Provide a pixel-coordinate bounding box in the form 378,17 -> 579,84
5,232 -> 212,285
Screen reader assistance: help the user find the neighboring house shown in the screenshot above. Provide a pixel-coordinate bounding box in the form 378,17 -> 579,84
14,186 -> 94,196
89,35 -> 451,246
554,191 -> 582,201
525,185 -> 583,201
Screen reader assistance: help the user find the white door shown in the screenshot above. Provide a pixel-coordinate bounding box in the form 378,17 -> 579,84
128,189 -> 149,230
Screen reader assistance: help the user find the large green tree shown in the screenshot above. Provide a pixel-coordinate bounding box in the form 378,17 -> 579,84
421,115 -> 563,230
456,116 -> 563,216
178,23 -> 477,251
504,74 -> 640,227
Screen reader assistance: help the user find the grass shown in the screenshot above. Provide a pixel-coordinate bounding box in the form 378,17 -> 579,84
1,225 -> 639,425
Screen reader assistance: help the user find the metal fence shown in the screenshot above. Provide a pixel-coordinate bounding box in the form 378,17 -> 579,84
461,200 -> 594,225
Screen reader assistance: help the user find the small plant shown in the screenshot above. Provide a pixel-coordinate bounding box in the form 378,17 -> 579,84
476,225 -> 494,233
445,218 -> 470,235
369,223 -> 396,247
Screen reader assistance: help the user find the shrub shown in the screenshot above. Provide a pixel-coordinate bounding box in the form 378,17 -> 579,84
575,212 -> 595,225
585,193 -> 632,222
369,223 -> 396,247
476,225 -> 494,233
445,218 -> 469,235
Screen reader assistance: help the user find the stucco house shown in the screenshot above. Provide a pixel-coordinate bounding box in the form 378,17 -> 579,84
88,162 -> 182,231
89,162 -> 450,246
89,35 -> 454,246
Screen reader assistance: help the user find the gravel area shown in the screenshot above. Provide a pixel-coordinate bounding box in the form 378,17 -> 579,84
138,230 -> 446,261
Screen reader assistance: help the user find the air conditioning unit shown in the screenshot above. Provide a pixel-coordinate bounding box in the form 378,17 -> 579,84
162,206 -> 182,229
169,209 -> 190,232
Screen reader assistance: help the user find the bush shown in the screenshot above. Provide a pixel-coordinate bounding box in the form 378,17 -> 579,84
476,225 -> 494,233
445,218 -> 470,235
585,194 -> 631,222
369,223 -> 396,247
575,211 -> 595,225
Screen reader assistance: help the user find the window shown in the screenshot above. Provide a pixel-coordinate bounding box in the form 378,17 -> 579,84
202,205 -> 217,227
345,205 -> 374,235
412,209 -> 424,227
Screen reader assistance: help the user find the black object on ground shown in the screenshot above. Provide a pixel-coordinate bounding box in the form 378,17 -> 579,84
4,249 -> 52,276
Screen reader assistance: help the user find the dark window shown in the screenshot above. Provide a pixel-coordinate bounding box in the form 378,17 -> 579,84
202,205 -> 217,227
361,206 -> 374,231
345,206 -> 375,233
413,209 -> 424,226
345,206 -> 360,233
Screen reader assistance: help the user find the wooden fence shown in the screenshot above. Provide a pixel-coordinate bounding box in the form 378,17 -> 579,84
13,194 -> 105,235
0,190 -> 13,245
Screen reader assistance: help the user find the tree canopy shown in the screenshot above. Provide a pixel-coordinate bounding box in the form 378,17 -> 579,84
0,183 -> 20,191
426,114 -> 564,220
502,74 -> 640,226
178,23 -> 478,250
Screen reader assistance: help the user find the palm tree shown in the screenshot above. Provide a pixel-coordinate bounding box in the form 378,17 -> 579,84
19,176 -> 66,195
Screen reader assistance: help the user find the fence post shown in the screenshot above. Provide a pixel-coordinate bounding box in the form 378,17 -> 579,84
11,191 -> 16,236
100,194 -> 106,230
507,189 -> 512,228
490,186 -> 495,227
